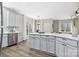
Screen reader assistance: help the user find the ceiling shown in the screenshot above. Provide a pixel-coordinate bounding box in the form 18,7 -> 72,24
3,2 -> 79,20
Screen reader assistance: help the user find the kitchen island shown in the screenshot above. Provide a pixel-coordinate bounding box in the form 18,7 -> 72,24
28,33 -> 79,57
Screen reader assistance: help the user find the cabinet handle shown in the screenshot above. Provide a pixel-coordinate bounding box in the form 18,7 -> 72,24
62,38 -> 67,41
46,36 -> 49,37
62,44 -> 64,45
62,44 -> 66,46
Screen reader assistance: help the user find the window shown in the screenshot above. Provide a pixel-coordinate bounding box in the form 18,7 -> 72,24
59,20 -> 72,34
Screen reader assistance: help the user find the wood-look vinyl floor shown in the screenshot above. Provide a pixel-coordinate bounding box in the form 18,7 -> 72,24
0,40 -> 56,57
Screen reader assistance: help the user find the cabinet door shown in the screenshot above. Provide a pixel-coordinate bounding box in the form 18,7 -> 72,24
34,37 -> 40,50
2,35 -> 8,47
8,11 -> 16,26
40,37 -> 47,51
47,38 -> 55,54
15,14 -> 19,26
56,40 -> 65,57
18,34 -> 23,43
28,36 -> 35,48
65,45 -> 77,57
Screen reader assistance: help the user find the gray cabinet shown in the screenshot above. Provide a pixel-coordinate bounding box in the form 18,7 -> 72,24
29,34 -> 79,57
2,33 -> 18,48
65,39 -> 78,57
34,36 -> 40,50
65,45 -> 77,57
56,39 -> 65,57
18,34 -> 23,43
40,36 -> 47,51
46,36 -> 55,54
28,36 -> 35,48
2,34 -> 8,47
29,35 -> 40,49
56,37 -> 78,57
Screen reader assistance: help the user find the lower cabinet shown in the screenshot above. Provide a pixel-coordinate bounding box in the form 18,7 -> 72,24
56,40 -> 65,57
29,34 -> 79,57
18,34 -> 23,43
2,34 -> 8,47
34,37 -> 40,50
47,37 -> 55,54
65,45 -> 77,57
29,35 -> 56,53
28,36 -> 35,48
40,36 -> 47,51
56,37 -> 78,57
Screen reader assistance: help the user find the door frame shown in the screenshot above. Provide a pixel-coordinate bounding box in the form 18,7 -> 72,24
0,2 -> 3,55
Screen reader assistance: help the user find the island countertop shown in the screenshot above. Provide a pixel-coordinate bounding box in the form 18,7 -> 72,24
29,33 -> 79,41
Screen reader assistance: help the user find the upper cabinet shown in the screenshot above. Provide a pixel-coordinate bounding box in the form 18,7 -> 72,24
59,20 -> 72,34
3,7 -> 24,35
3,8 -> 8,27
3,7 -> 24,27
8,11 -> 16,26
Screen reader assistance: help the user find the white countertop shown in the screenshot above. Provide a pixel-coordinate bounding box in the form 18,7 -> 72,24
0,31 -> 19,34
30,33 -> 79,41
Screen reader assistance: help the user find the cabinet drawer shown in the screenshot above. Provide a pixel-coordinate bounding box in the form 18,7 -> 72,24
56,37 -> 77,47
30,35 -> 40,38
56,37 -> 65,43
30,34 -> 39,36
41,35 -> 55,39
65,39 -> 77,47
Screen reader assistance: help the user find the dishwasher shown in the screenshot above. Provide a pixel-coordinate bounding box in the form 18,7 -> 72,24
8,33 -> 18,47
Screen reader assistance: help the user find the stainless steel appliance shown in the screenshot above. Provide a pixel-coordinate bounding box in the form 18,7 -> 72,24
8,33 -> 18,47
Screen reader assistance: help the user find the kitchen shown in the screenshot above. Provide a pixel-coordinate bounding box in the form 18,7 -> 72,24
0,2 -> 79,57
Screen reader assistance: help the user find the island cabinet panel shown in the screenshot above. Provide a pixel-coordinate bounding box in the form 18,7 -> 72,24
65,39 -> 77,47
56,40 -> 65,57
56,37 -> 78,57
34,36 -> 40,50
29,34 -> 79,57
64,38 -> 78,57
28,36 -> 35,48
65,45 -> 77,57
46,37 -> 55,54
40,36 -> 47,51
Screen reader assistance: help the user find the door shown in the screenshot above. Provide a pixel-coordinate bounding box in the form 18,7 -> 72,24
56,40 -> 65,57
40,36 -> 47,51
47,38 -> 55,54
65,45 -> 77,57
